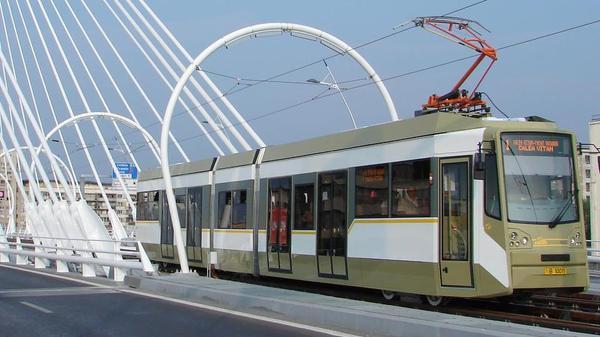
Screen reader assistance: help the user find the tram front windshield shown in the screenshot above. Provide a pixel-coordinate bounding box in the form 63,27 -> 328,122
501,133 -> 578,225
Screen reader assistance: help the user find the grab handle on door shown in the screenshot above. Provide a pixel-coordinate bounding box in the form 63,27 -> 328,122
442,267 -> 448,273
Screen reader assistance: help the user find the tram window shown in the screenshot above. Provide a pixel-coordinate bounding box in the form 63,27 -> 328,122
269,178 -> 291,252
294,184 -> 314,230
232,190 -> 247,229
218,190 -> 248,229
355,164 -> 389,218
391,159 -> 431,217
187,187 -> 202,246
442,162 -> 469,261
484,154 -> 501,219
148,191 -> 160,220
136,192 -> 147,220
175,189 -> 187,228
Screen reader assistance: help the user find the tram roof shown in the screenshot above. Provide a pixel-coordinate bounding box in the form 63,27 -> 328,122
140,112 -> 559,182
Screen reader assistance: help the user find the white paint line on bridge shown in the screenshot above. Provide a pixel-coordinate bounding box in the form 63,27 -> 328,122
19,301 -> 53,314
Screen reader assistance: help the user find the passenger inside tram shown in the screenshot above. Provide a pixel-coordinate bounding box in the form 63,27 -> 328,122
395,185 -> 429,216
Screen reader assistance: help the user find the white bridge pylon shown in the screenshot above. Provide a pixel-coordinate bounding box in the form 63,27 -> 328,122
161,22 -> 398,273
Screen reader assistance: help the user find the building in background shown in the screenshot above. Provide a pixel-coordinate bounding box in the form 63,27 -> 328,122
587,116 -> 600,245
0,175 -> 135,234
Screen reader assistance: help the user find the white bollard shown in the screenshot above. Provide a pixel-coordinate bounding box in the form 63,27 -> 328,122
34,246 -> 45,269
113,267 -> 125,282
0,242 -> 8,263
82,263 -> 96,277
56,259 -> 69,273
15,237 -> 27,265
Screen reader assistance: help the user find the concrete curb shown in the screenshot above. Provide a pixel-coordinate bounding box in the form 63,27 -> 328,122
126,274 -> 586,337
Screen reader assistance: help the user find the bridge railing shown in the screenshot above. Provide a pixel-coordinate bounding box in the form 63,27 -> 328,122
0,234 -> 155,281
587,240 -> 600,277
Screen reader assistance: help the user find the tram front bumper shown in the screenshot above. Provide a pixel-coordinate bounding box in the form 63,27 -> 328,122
510,249 -> 589,291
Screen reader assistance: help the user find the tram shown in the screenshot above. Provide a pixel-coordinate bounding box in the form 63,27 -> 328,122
134,111 -> 589,304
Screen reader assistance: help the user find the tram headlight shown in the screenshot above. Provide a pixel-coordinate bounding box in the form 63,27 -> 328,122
521,237 -> 528,245
510,232 -> 518,240
509,241 -> 514,247
569,231 -> 583,247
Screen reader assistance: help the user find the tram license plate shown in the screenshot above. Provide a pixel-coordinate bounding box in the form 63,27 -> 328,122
544,266 -> 567,275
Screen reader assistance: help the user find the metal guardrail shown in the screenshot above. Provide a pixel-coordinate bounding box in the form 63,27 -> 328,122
0,234 -> 155,281
587,240 -> 600,278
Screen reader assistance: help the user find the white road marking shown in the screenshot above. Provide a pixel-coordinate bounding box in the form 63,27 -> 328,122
19,301 -> 53,314
0,264 -> 112,288
0,264 -> 360,337
116,288 -> 361,337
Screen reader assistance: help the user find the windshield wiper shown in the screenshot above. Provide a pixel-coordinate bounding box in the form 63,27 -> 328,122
503,137 -> 538,223
549,190 -> 574,228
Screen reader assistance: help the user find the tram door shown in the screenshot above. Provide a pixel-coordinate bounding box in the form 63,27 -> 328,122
267,178 -> 292,272
317,171 -> 348,279
439,158 -> 473,287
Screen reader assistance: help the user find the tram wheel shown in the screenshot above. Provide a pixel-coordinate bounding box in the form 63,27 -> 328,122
381,290 -> 396,301
424,295 -> 446,307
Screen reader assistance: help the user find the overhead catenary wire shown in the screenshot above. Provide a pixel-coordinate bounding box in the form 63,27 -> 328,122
103,0 -> 226,156
136,0 -> 267,149
143,17 -> 600,148
59,0 -> 160,164
130,0 -> 488,133
46,0 -> 141,172
76,0 -> 190,163
112,0 -> 239,153
128,0 -> 260,150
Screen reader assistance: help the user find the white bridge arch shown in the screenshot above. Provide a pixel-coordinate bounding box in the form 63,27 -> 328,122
35,112 -> 160,221
161,22 -> 398,273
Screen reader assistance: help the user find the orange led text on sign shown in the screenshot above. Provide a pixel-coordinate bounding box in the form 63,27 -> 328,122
510,139 -> 560,153
361,167 -> 385,183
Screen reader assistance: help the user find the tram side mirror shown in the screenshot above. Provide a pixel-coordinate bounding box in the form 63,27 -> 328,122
474,150 -> 485,180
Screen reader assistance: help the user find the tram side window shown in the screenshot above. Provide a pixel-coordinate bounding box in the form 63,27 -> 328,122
187,187 -> 202,246
391,159 -> 431,217
294,184 -> 315,230
136,192 -> 147,220
218,190 -> 248,229
355,164 -> 389,218
175,189 -> 187,228
136,191 -> 159,221
484,154 -> 501,219
148,191 -> 160,220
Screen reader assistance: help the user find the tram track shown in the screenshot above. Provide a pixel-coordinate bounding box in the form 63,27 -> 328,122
188,269 -> 600,335
446,297 -> 600,334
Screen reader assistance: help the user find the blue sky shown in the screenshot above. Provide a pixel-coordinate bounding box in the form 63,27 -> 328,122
3,0 -> 599,173
148,0 -> 599,145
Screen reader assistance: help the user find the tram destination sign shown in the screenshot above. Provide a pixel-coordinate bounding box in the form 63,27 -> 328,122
502,134 -> 570,156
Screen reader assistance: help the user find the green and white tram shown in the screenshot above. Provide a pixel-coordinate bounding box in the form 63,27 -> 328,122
135,112 -> 588,302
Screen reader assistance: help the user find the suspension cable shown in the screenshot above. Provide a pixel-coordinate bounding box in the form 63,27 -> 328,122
76,0 -> 190,163
111,0 -> 238,153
